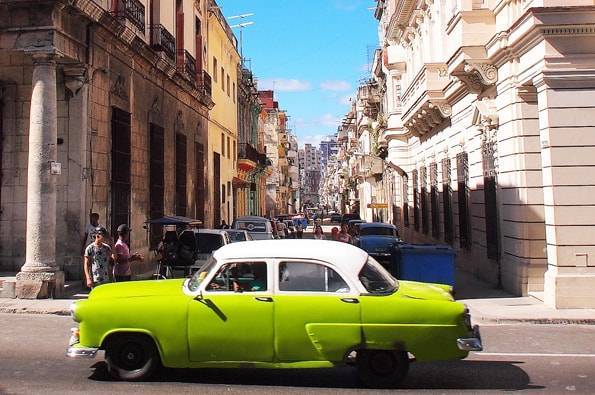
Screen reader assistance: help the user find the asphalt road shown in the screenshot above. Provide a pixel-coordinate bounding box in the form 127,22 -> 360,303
1,313 -> 595,394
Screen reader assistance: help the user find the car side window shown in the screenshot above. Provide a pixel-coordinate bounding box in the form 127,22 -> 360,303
206,261 -> 268,292
278,262 -> 350,293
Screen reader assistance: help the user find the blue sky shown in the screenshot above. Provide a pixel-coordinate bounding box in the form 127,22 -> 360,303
217,0 -> 379,148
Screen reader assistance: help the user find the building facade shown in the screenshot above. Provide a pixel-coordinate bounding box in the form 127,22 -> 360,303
299,143 -> 322,208
359,0 -> 595,308
236,64 -> 267,217
0,0 -> 212,296
206,2 -> 240,227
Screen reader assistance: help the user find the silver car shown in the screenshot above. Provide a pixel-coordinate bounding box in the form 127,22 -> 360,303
232,216 -> 275,240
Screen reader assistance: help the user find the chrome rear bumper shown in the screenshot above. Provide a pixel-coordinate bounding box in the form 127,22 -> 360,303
66,346 -> 98,358
457,325 -> 483,352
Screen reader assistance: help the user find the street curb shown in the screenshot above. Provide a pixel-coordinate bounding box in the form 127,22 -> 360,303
0,307 -> 71,316
475,316 -> 595,325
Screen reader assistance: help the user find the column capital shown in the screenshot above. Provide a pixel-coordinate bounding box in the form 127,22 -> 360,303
31,52 -> 57,66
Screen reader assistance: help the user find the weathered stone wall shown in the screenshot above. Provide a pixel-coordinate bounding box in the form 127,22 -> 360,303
0,1 -> 209,279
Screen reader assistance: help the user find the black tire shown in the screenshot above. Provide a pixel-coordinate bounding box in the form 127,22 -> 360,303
105,334 -> 160,381
356,349 -> 409,388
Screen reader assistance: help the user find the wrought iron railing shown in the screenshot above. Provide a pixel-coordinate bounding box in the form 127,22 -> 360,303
150,24 -> 175,61
239,143 -> 259,163
177,49 -> 196,81
202,70 -> 212,97
112,0 -> 145,31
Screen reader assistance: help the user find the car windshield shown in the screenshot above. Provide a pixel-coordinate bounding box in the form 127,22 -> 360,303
235,221 -> 267,232
187,256 -> 217,292
360,227 -> 397,237
358,257 -> 398,294
197,233 -> 224,253
228,231 -> 246,242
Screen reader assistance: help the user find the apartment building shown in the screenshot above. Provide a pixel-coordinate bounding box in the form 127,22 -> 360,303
206,2 -> 240,227
0,0 -> 213,296
362,0 -> 595,308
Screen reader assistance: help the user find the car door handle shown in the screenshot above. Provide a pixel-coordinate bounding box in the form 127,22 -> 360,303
255,297 -> 273,302
340,298 -> 359,304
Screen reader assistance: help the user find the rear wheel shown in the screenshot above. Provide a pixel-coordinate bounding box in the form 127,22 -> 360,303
105,334 -> 160,381
356,349 -> 409,388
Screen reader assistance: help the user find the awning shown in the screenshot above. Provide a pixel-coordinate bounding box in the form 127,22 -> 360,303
232,176 -> 249,188
145,215 -> 202,225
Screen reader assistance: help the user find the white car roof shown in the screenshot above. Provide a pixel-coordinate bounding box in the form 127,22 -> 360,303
212,240 -> 369,277
182,228 -> 228,235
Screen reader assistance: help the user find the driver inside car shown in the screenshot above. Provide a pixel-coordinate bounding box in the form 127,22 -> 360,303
206,262 -> 267,292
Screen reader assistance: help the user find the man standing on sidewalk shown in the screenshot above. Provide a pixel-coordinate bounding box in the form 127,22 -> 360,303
83,227 -> 112,289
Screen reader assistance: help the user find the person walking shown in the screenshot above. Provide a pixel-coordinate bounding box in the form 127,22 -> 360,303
337,223 -> 353,244
295,223 -> 304,239
313,226 -> 325,240
81,212 -> 102,255
113,224 -> 143,282
330,226 -> 340,241
83,226 -> 112,289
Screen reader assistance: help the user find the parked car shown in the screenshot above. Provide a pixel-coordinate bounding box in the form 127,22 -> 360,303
177,228 -> 231,270
225,229 -> 253,243
347,219 -> 365,236
232,216 -> 275,240
353,223 -> 401,270
341,213 -> 361,225
67,240 -> 482,387
330,213 -> 342,223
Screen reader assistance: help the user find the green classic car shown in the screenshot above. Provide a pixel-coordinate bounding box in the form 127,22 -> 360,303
67,239 -> 482,387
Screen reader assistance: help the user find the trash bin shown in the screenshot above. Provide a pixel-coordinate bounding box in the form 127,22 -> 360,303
394,243 -> 456,286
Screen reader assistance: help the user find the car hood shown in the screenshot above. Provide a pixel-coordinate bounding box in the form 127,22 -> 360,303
88,279 -> 186,300
396,280 -> 454,302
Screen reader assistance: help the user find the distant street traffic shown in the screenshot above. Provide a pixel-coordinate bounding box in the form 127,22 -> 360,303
1,313 -> 594,394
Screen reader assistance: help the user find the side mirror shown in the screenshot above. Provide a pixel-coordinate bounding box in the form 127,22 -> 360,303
194,290 -> 204,301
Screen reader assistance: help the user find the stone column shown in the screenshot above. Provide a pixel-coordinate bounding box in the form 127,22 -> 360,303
535,73 -> 595,308
16,53 -> 64,299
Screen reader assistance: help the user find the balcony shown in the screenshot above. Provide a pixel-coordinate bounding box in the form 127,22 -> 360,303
201,70 -> 212,97
112,0 -> 145,32
177,49 -> 196,83
401,63 -> 452,137
151,24 -> 175,61
238,143 -> 259,172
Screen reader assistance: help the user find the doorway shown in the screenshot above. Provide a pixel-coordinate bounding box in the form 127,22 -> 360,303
111,107 -> 131,238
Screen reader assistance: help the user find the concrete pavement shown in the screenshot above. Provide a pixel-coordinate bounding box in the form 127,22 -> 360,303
3,313 -> 595,393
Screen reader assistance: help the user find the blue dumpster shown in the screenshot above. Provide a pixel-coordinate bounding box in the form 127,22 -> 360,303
395,244 -> 456,286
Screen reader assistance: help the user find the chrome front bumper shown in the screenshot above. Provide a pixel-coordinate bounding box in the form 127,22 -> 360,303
457,325 -> 483,352
66,346 -> 98,358
66,327 -> 98,358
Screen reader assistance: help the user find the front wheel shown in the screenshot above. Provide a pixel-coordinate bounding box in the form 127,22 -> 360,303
356,350 -> 409,388
105,334 -> 160,381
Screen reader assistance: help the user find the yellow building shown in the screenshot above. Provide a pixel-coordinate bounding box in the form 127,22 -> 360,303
206,2 -> 241,227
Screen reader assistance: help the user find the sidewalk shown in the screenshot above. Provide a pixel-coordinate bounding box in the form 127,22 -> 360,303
455,271 -> 595,325
2,268 -> 595,324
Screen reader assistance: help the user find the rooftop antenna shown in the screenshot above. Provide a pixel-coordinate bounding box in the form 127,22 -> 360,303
230,15 -> 255,61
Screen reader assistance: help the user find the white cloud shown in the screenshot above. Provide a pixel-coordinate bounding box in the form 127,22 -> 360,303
320,80 -> 351,92
339,93 -> 355,105
334,0 -> 362,11
259,78 -> 311,92
300,134 -> 328,148
319,113 -> 341,127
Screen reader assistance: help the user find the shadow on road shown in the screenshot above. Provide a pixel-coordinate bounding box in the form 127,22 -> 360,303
89,359 -> 543,391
